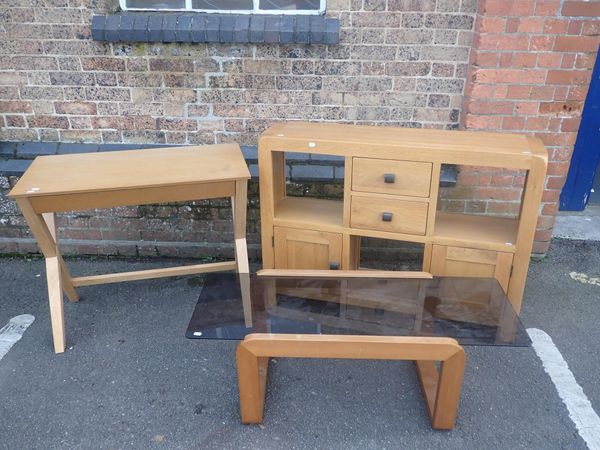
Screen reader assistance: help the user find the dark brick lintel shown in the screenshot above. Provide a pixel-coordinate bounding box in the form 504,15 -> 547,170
91,13 -> 340,45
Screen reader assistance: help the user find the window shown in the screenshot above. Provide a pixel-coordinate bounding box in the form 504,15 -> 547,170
120,0 -> 325,14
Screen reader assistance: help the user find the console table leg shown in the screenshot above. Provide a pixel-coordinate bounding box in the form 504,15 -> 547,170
17,199 -> 73,353
232,180 -> 249,274
42,212 -> 79,302
236,345 -> 269,423
235,239 -> 249,274
45,256 -> 66,353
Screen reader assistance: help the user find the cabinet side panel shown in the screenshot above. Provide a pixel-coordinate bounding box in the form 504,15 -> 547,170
258,142 -> 286,269
508,149 -> 547,312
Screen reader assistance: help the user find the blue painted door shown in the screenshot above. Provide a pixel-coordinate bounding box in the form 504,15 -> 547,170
560,50 -> 600,211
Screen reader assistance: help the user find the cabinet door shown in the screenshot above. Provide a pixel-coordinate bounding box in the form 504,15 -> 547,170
274,227 -> 343,270
430,245 -> 513,293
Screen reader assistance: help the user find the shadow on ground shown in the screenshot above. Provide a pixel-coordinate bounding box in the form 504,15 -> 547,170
0,238 -> 598,449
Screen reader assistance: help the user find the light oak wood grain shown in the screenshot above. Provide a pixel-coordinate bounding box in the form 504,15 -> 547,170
430,245 -> 513,293
71,261 -> 238,287
43,212 -> 78,302
352,157 -> 432,197
12,145 -> 251,353
273,227 -> 343,270
350,195 -> 429,235
258,122 -> 547,313
260,122 -> 547,169
237,333 -> 465,429
28,182 -> 235,214
45,256 -> 65,353
274,196 -> 343,230
434,212 -> 518,252
257,269 -> 433,278
8,144 -> 249,199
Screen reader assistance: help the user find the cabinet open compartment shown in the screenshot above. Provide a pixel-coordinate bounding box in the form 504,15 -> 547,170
358,237 -> 425,271
433,165 -> 526,252
270,150 -> 345,231
434,213 -> 518,251
274,196 -> 344,231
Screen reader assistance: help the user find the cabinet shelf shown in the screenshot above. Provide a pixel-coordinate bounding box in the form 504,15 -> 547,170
274,196 -> 344,231
434,212 -> 518,252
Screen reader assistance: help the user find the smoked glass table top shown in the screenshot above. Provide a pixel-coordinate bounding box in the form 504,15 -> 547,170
186,274 -> 530,347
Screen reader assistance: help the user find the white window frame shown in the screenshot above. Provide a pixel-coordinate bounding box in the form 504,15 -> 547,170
119,0 -> 326,15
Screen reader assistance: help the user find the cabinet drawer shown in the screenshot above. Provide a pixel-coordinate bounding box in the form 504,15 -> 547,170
350,196 -> 428,235
352,158 -> 432,197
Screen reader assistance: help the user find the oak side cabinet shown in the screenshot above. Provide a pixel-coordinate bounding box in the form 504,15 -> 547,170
258,122 -> 547,313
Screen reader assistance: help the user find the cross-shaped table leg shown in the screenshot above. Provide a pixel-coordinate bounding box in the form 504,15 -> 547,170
42,212 -> 79,303
232,179 -> 249,274
16,198 -> 79,353
231,179 -> 252,327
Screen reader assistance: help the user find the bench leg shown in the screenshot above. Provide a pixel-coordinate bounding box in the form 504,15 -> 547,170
236,344 -> 269,424
432,350 -> 466,429
415,348 -> 466,430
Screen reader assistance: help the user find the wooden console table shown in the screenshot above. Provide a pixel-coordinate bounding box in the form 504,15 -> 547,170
258,122 -> 548,312
9,144 -> 250,353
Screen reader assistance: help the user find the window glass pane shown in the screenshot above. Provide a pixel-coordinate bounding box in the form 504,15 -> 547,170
191,0 -> 253,9
126,0 -> 185,8
259,0 -> 320,10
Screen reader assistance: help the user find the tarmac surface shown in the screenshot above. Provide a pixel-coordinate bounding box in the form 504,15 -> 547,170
0,238 -> 598,449
553,205 -> 600,242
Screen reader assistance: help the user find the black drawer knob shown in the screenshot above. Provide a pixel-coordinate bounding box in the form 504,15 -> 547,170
329,262 -> 340,270
384,173 -> 395,183
382,212 -> 393,222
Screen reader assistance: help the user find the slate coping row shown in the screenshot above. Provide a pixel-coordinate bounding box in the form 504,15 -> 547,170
91,13 -> 340,44
0,142 -> 457,184
0,142 -> 169,159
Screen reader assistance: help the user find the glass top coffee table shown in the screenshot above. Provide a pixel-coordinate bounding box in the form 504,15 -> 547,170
186,271 -> 530,430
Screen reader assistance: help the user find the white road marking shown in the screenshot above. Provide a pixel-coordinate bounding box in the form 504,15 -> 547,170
570,272 -> 600,287
0,314 -> 35,361
528,328 -> 600,450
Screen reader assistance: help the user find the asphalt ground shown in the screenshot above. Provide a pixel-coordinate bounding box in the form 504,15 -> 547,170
0,238 -> 598,449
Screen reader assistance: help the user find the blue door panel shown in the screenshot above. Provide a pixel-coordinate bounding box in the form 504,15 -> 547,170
560,49 -> 600,211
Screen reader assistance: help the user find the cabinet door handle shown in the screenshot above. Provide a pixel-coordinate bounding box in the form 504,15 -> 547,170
384,173 -> 395,184
329,262 -> 340,270
382,212 -> 393,222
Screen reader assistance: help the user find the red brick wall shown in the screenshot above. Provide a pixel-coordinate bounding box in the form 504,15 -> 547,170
0,0 -> 599,259
461,0 -> 599,254
0,0 -> 481,259
0,1 -> 477,145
